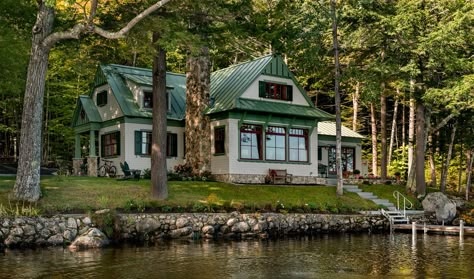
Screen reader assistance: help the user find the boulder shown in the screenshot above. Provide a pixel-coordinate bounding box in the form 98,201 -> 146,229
69,228 -> 109,250
422,192 -> 457,224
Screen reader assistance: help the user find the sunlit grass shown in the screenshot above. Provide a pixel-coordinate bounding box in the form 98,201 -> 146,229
0,176 -> 380,214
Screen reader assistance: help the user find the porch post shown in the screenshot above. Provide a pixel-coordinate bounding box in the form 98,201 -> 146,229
88,130 -> 98,177
72,133 -> 82,175
89,130 -> 96,157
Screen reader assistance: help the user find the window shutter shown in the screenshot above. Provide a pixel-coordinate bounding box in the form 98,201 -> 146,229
172,134 -> 178,157
100,135 -> 105,157
287,85 -> 293,101
116,131 -> 121,156
135,131 -> 142,155
259,81 -> 266,98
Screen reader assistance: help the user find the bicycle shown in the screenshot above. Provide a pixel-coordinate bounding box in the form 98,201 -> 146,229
98,159 -> 117,178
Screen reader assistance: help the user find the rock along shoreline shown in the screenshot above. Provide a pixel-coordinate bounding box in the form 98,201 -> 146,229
0,212 -> 390,249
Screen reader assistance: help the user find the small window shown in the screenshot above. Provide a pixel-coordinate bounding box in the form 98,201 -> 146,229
101,131 -> 120,157
143,91 -> 153,109
318,147 -> 322,161
167,133 -> 178,157
259,81 -> 293,101
97,91 -> 107,107
143,90 -> 171,111
80,109 -> 86,120
214,127 -> 225,154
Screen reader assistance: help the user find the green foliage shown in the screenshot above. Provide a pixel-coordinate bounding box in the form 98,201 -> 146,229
90,210 -> 119,238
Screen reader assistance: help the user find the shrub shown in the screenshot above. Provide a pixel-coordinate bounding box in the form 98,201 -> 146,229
142,168 -> 151,179
174,163 -> 193,177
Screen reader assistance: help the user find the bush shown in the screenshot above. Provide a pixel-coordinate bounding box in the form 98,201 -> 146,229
142,168 -> 151,179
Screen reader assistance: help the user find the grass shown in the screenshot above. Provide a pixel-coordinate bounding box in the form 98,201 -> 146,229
0,176 -> 379,215
359,184 -> 422,209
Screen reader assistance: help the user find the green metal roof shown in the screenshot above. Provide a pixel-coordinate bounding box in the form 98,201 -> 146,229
207,54 -> 332,120
236,98 -> 334,120
318,121 -> 364,139
71,95 -> 102,128
96,64 -> 186,120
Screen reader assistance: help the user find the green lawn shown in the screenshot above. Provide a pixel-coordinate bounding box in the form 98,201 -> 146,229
359,184 -> 434,209
0,176 -> 379,215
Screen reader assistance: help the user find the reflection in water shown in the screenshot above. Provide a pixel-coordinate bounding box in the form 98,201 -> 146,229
1,234 -> 473,278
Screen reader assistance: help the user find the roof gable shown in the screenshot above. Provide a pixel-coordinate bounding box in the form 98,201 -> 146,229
72,96 -> 102,127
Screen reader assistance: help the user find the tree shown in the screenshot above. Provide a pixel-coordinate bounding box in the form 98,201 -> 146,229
14,0 -> 172,202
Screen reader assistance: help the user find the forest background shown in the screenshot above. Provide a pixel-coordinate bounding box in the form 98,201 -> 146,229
0,0 -> 473,194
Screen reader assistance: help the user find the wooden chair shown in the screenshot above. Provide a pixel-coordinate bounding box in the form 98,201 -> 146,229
119,161 -> 141,180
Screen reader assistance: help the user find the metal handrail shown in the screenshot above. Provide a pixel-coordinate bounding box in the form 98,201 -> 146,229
393,191 -> 413,218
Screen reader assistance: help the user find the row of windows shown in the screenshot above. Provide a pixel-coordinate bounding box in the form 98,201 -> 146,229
239,125 -> 309,162
100,131 -> 178,158
259,81 -> 293,101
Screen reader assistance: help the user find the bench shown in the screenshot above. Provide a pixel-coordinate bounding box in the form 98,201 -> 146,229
269,169 -> 292,184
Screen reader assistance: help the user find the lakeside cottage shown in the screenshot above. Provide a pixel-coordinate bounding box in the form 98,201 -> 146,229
71,54 -> 365,183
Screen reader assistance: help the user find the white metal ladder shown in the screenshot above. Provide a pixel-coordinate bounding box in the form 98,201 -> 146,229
381,191 -> 413,230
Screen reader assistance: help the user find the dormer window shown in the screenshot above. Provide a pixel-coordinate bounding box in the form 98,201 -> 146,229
144,91 -> 153,109
259,81 -> 293,101
96,90 -> 107,107
143,90 -> 171,111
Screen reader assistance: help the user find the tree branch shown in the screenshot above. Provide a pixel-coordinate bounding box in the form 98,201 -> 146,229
430,112 -> 458,134
93,0 -> 172,40
42,0 -> 172,48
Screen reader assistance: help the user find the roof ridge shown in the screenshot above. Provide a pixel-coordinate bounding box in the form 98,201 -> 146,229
105,64 -> 185,77
211,54 -> 274,74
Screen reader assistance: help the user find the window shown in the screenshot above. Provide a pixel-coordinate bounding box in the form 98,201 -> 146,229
143,90 -> 170,110
265,126 -> 286,161
259,81 -> 293,101
135,131 -> 152,155
167,133 -> 178,157
97,91 -> 107,106
318,147 -> 322,161
289,128 -> 308,162
101,132 -> 120,157
214,127 -> 225,154
328,147 -> 355,174
240,124 -> 262,160
143,91 -> 153,109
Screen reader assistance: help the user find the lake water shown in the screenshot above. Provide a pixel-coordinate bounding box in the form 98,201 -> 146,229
1,233 -> 473,278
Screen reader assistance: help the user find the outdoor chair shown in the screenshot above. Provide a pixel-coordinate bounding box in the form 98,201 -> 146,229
118,161 -> 141,180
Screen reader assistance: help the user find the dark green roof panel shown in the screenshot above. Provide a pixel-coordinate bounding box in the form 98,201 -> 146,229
262,55 -> 292,78
236,99 -> 334,120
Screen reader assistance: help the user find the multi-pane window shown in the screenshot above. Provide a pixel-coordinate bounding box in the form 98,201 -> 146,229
328,147 -> 355,174
214,127 -> 225,154
135,131 -> 152,155
259,81 -> 293,101
240,124 -> 262,160
265,126 -> 286,161
167,133 -> 178,157
289,128 -> 308,162
97,91 -> 107,106
101,132 -> 120,157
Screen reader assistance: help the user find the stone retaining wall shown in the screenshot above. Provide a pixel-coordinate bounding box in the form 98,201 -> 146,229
0,213 -> 388,248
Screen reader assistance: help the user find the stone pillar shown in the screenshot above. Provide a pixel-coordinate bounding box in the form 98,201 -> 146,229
89,130 -> 96,157
73,133 -> 82,175
72,158 -> 83,176
87,156 -> 98,177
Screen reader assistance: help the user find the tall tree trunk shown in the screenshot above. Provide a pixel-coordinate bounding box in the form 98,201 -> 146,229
352,81 -> 359,131
408,79 -> 415,179
14,2 -> 54,202
331,0 -> 343,195
185,47 -> 211,175
415,102 -> 426,196
466,150 -> 473,201
380,85 -> 387,179
388,90 -> 399,168
428,140 -> 437,187
440,123 -> 456,193
458,141 -> 463,193
151,32 -> 168,199
370,103 -> 378,177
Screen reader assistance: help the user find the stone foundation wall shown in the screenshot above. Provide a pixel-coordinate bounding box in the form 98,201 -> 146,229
213,174 -> 327,185
0,213 -> 388,248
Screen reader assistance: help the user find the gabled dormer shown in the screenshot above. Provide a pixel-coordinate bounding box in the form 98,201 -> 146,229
208,54 -> 334,120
